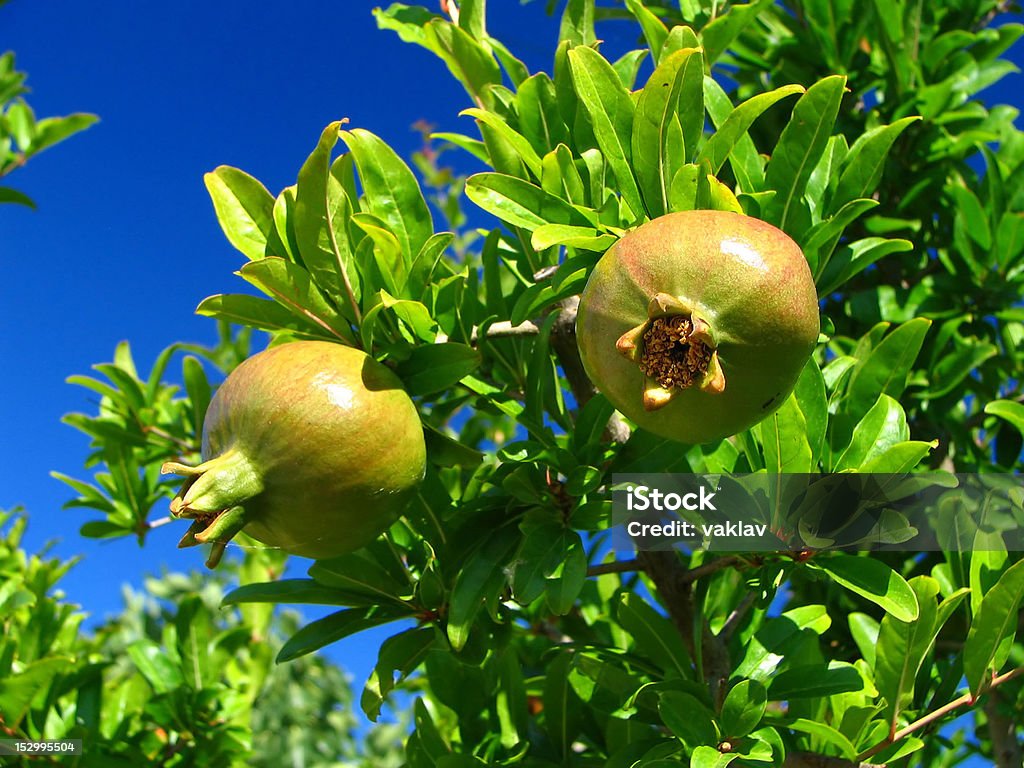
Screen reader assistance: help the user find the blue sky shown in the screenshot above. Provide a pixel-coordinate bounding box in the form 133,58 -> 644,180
3,0 -> 1023,755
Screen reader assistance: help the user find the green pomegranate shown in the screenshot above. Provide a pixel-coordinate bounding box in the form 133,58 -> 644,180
576,210 -> 819,444
162,341 -> 426,568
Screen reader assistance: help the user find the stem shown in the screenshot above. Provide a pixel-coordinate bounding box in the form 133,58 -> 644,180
857,667 -> 1024,762
469,319 -> 540,342
681,555 -> 741,585
587,558 -> 643,577
548,295 -> 631,443
986,688 -> 1023,768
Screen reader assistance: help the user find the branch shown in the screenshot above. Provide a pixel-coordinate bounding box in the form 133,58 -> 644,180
858,667 -> 1024,762
587,558 -> 643,577
469,319 -> 540,342
548,295 -> 631,443
986,689 -> 1023,768
637,550 -> 732,708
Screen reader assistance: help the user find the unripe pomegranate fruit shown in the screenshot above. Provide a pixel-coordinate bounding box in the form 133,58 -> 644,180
162,341 -> 426,567
576,210 -> 819,444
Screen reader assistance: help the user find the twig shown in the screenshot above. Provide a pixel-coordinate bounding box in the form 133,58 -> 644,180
720,591 -> 757,644
548,295 -> 632,443
469,319 -> 541,342
681,555 -> 742,585
587,558 -> 643,577
858,667 -> 1024,762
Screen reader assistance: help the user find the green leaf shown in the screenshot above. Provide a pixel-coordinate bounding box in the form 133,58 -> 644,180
830,117 -> 920,212
985,400 -> 1024,435
423,423 -> 484,468
546,532 -> 587,615
513,516 -> 571,605
618,593 -> 693,678
375,7 -> 502,106
28,112 -> 97,154
698,84 -> 804,175
204,165 -> 276,260
632,47 -> 703,217
237,257 -> 356,343
834,394 -> 910,471
277,606 -> 408,663
703,76 -> 764,192
658,691 -> 718,748
126,641 -> 183,694
559,0 -> 596,46
517,74 -> 567,155
624,0 -> 669,63
222,578 -> 376,607
447,527 -> 520,650
802,199 -> 878,276
361,627 -> 436,719
360,290 -> 437,350
811,553 -> 919,621
196,293 -> 331,336
794,360 -> 828,466
352,212 -> 407,296
858,440 -> 935,473
396,343 -> 480,396
0,656 -> 74,726
700,0 -> 772,64
342,127 -> 433,260
309,550 -> 414,604
544,651 -> 584,760
964,558 -> 1024,697
462,107 -> 543,179
760,391 -> 813,473
786,719 -> 856,759
175,596 -> 212,689
0,186 -> 36,208
690,746 -> 740,768
294,126 -> 361,315
568,46 -> 644,219
465,172 -> 594,231
816,237 -> 913,296
846,318 -> 931,418
767,662 -> 863,700
719,679 -> 766,739
734,605 -> 831,680
874,577 -> 939,727
530,223 -> 615,251
763,75 -> 846,232
848,613 -> 880,667
182,356 -> 210,436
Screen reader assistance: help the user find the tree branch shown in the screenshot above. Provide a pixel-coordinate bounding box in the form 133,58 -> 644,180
858,667 -> 1024,762
986,688 -> 1023,768
587,558 -> 643,577
548,295 -> 631,443
469,319 -> 540,342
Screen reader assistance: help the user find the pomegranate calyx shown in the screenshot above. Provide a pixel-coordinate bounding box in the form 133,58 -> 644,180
162,449 -> 264,520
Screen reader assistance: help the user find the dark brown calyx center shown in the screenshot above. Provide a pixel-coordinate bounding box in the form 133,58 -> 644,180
639,315 -> 713,389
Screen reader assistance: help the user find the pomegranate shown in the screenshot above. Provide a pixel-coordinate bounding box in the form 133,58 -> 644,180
576,210 -> 819,444
162,341 -> 426,567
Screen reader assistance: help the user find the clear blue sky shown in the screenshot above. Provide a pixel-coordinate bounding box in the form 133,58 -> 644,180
2,0 -> 1022,754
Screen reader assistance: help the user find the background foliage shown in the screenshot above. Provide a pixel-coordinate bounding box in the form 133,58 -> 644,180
5,0 -> 1024,766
